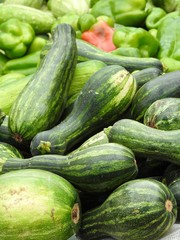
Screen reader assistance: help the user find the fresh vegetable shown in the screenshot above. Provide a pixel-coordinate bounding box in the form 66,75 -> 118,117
0,3 -> 56,34
0,73 -> 32,114
150,0 -> 180,13
3,0 -> 44,9
0,169 -> 81,240
130,70 -> 180,121
78,13 -> 97,32
81,20 -> 116,52
0,142 -> 23,172
2,51 -> 40,75
47,0 -> 90,18
78,178 -> 177,240
8,24 -> 77,144
143,98 -> 180,130
0,52 -> 8,76
51,14 -> 80,32
107,119 -> 180,164
132,67 -> 162,89
169,178 -> 180,221
113,25 -> 159,58
90,0 -> 148,27
156,17 -> 180,72
163,163 -> 180,185
27,34 -> 49,54
30,65 -> 136,155
2,143 -> 138,193
0,18 -> 35,59
76,38 -> 163,72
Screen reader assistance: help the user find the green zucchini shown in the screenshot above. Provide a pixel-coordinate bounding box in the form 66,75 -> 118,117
0,3 -> 55,33
2,143 -> 138,193
0,73 -> 32,115
163,163 -> 180,185
169,178 -> 180,222
0,142 -> 23,173
8,24 -> 77,144
78,178 -> 177,240
107,119 -> 180,164
0,169 -> 81,240
30,65 -> 137,155
130,70 -> 180,121
132,67 -> 163,89
143,98 -> 180,130
76,39 -> 163,72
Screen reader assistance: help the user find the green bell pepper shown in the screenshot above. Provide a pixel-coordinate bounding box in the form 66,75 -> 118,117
157,17 -> 180,72
27,34 -> 49,54
90,0 -> 148,27
145,7 -> 179,29
112,26 -> 159,58
0,18 -> 35,59
78,13 -> 97,32
150,0 -> 180,13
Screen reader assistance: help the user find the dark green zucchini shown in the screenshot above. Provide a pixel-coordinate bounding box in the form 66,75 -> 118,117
76,39 -> 163,72
163,163 -> 180,185
30,65 -> 137,155
144,98 -> 180,130
2,143 -> 138,193
8,23 -> 77,144
0,141 -> 23,172
78,178 -> 177,240
132,67 -> 163,89
168,178 -> 180,222
107,119 -> 180,164
130,70 -> 180,121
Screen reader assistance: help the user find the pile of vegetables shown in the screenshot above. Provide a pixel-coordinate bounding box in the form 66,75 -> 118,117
0,0 -> 180,239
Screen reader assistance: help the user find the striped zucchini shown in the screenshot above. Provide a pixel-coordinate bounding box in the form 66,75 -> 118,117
0,142 -> 23,172
0,169 -> 81,240
8,24 -> 77,144
131,70 -> 180,121
30,65 -> 137,155
76,39 -> 163,72
169,178 -> 180,222
144,98 -> 180,130
78,178 -> 177,240
0,4 -> 55,33
2,143 -> 138,193
132,67 -> 162,89
107,119 -> 180,164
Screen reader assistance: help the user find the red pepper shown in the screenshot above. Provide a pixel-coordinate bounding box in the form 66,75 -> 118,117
81,20 -> 117,52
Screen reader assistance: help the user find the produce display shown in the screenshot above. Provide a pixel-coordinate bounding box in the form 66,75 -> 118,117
0,0 -> 180,239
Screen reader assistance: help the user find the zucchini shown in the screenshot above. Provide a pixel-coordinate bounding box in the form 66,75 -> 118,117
143,98 -> 180,130
2,143 -> 138,193
169,178 -> 180,222
107,119 -> 180,164
0,3 -> 55,33
0,169 -> 81,240
0,142 -> 23,172
76,39 -> 163,72
0,73 -> 32,114
130,70 -> 180,121
8,24 -> 77,144
163,163 -> 180,185
132,67 -> 163,89
78,178 -> 177,240
30,65 -> 136,155
0,109 -> 5,126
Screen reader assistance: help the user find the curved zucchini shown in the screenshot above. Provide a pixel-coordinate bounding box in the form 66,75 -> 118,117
8,24 -> 77,144
30,65 -> 136,155
78,178 -> 177,240
130,70 -> 180,121
107,119 -> 180,164
76,39 -> 163,72
2,143 -> 138,193
143,98 -> 180,130
169,178 -> 180,222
